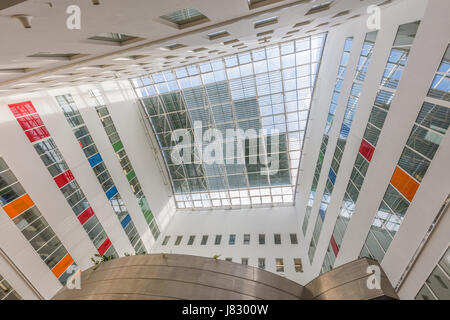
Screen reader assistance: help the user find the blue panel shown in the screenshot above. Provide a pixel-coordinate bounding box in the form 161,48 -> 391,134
121,214 -> 131,228
340,123 -> 350,139
319,209 -> 326,221
88,153 -> 103,168
328,168 -> 336,184
105,186 -> 118,200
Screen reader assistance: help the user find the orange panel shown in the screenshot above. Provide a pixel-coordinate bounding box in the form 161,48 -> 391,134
390,166 -> 420,202
51,253 -> 74,279
2,194 -> 34,219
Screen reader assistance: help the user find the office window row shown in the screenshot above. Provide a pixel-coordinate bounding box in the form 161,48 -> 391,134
0,274 -> 21,300
416,246 -> 450,300
162,233 -> 299,246
302,37 -> 354,236
8,101 -> 117,258
360,43 -> 450,263
88,88 -> 160,240
308,31 -> 378,264
55,94 -> 146,254
321,22 -> 420,274
221,257 -> 303,273
0,157 -> 76,285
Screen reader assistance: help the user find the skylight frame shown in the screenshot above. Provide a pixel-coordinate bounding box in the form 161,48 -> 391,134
131,33 -> 327,210
160,8 -> 209,29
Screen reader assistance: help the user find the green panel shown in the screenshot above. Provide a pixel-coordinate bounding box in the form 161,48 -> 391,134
139,196 -> 154,224
126,170 -> 136,182
113,140 -> 124,152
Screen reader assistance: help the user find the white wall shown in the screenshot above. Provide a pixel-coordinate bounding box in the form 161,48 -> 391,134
153,206 -> 307,284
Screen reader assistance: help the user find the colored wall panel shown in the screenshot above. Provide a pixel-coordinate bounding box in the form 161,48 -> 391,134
330,236 -> 339,256
340,123 -> 350,138
51,254 -> 74,278
121,214 -> 131,228
97,238 -> 112,255
126,170 -> 136,182
328,169 -> 336,184
16,114 -> 44,131
390,166 -> 420,202
24,126 -> 50,143
359,139 -> 375,162
8,101 -> 36,117
112,140 -> 124,152
53,170 -> 75,188
77,207 -> 95,225
319,209 -> 325,222
88,153 -> 103,168
105,186 -> 118,200
2,194 -> 34,219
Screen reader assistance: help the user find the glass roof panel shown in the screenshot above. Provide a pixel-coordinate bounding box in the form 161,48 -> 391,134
132,33 -> 327,209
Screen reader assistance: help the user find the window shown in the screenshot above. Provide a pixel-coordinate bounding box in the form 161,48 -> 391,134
88,32 -> 140,44
243,234 -> 250,245
294,258 -> 303,272
276,258 -> 284,272
187,235 -> 195,245
241,258 -> 249,265
160,8 -> 208,28
225,257 -> 232,262
274,233 -> 281,244
174,236 -> 182,245
306,1 -> 334,16
215,234 -> 222,245
248,0 -> 283,10
201,235 -> 208,245
258,258 -> 266,270
229,234 -> 236,245
259,234 -> 265,245
290,233 -> 298,244
162,236 -> 170,245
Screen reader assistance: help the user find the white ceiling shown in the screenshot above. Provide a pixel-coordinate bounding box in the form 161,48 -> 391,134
0,0 -> 397,94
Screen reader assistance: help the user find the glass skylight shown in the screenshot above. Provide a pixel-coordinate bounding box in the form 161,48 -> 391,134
161,8 -> 207,26
132,34 -> 327,209
88,32 -> 138,43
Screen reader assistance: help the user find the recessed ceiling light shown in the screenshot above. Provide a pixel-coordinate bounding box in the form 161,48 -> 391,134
248,0 -> 284,10
254,16 -> 278,29
207,30 -> 230,40
305,1 -> 334,15
27,53 -> 86,61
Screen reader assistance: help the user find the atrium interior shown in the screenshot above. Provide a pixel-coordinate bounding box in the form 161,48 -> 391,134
0,0 -> 448,301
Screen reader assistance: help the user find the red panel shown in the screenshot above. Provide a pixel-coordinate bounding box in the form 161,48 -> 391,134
330,236 -> 339,257
24,126 -> 50,143
17,114 -> 44,131
54,170 -> 75,188
8,101 -> 37,117
97,238 -> 111,255
359,139 -> 375,162
77,207 -> 95,225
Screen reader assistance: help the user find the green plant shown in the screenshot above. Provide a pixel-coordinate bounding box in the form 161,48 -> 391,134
91,253 -> 115,269
213,254 -> 221,260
